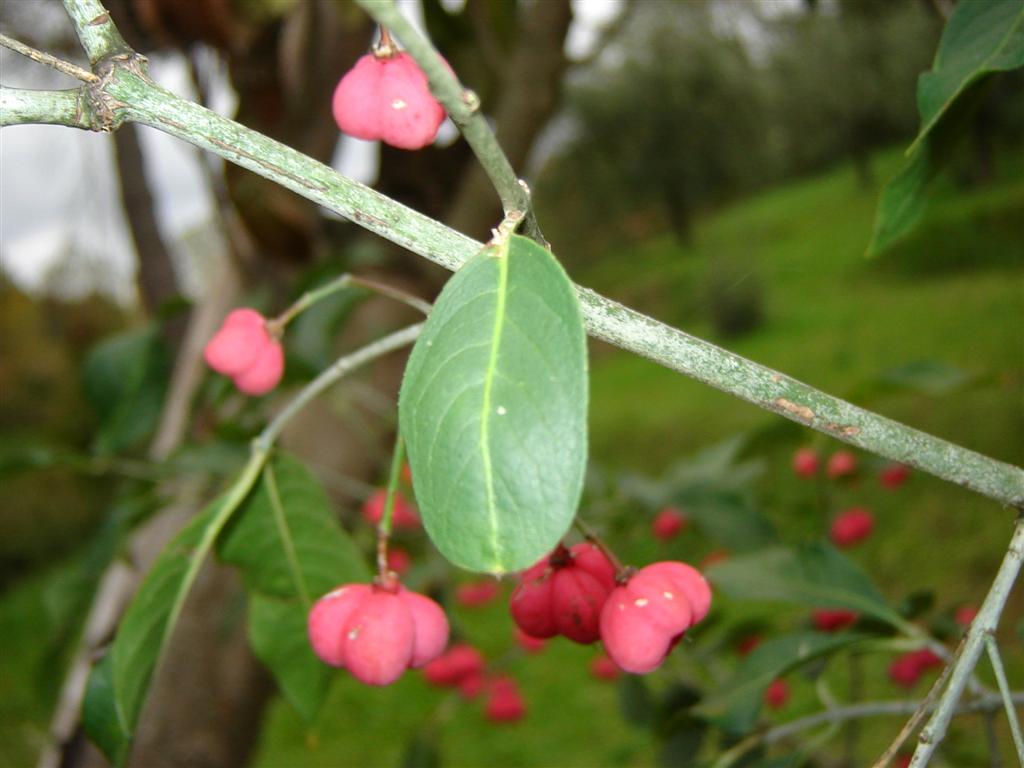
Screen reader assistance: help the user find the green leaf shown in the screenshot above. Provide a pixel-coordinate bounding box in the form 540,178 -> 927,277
618,675 -> 655,728
86,456 -> 264,761
218,454 -> 367,721
82,655 -> 131,767
675,490 -> 777,552
913,0 -> 1024,150
398,728 -> 442,768
218,453 -> 368,601
399,234 -> 588,574
696,631 -> 869,735
867,0 -> 1024,255
82,326 -> 170,455
706,543 -> 904,628
876,359 -> 973,396
248,593 -> 330,722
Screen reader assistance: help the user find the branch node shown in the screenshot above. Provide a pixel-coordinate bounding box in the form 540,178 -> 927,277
461,89 -> 481,113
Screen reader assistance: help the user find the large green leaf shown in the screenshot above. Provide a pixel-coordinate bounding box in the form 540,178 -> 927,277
82,655 -> 130,767
82,456 -> 264,764
867,0 -> 1024,254
706,543 -> 904,628
218,453 -> 368,600
399,234 -> 588,574
696,631 -> 870,734
248,593 -> 331,722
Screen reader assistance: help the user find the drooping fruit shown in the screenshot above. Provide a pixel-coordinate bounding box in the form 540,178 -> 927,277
332,52 -> 446,150
792,447 -> 820,478
652,507 -> 688,540
826,450 -> 857,479
812,608 -> 859,632
362,488 -> 420,530
829,507 -> 874,548
204,308 -> 284,396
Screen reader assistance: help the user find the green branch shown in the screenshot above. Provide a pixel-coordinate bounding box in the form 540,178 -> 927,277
0,87 -> 89,128
0,22 -> 1021,508
909,515 -> 1024,767
62,0 -> 131,64
354,0 -> 546,244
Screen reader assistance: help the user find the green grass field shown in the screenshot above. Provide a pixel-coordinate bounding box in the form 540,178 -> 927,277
1,147 -> 1021,767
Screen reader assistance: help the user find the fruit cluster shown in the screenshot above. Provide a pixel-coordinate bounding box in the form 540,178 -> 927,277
511,543 -> 712,674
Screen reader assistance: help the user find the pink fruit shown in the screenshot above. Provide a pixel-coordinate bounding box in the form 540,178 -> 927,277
599,561 -> 712,674
954,604 -> 978,627
764,678 -> 790,710
332,52 -> 445,150
826,450 -> 858,479
386,547 -> 411,575
829,508 -> 874,548
515,628 -> 547,654
204,308 -> 284,396
485,677 -> 526,723
307,582 -> 448,686
792,448 -> 820,478
652,507 -> 688,540
888,649 -> 943,688
589,653 -> 621,681
396,587 -> 449,668
510,543 -> 617,644
812,608 -> 859,632
458,671 -> 485,699
736,635 -> 761,657
456,579 -> 501,607
422,643 -> 485,687
879,463 -> 911,489
362,489 -> 420,529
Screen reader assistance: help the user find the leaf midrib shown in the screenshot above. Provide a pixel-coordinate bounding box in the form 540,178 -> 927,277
478,249 -> 509,571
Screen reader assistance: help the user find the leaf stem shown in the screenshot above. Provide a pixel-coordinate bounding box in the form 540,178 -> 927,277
269,273 -> 431,333
985,633 -> 1024,764
353,0 -> 546,244
909,515 -> 1024,767
572,517 -> 627,578
0,33 -> 98,82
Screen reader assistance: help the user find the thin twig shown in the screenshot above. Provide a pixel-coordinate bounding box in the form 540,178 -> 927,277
910,516 -> 1024,767
872,636 -> 961,768
354,0 -> 547,245
257,323 -> 423,450
270,273 -> 431,331
0,33 -> 98,82
985,634 -> 1024,765
62,0 -> 132,65
715,693 -> 1024,768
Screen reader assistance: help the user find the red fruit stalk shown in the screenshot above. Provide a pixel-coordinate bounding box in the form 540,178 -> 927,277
333,51 -> 445,150
600,561 -> 712,674
204,309 -> 284,396
307,582 -> 448,686
510,542 -> 616,644
830,507 -> 874,548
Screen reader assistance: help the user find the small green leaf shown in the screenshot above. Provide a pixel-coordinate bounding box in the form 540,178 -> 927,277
868,0 -> 1024,254
706,543 -> 904,628
399,235 -> 588,574
82,655 -> 130,767
248,593 -> 330,722
398,728 -> 442,768
696,631 -> 869,735
218,454 -> 368,601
